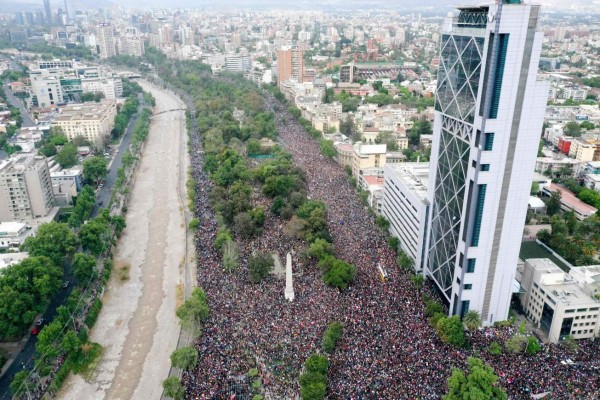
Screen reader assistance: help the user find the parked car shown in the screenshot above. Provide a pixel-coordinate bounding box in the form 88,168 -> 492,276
36,318 -> 45,326
63,281 -> 69,288
31,327 -> 39,335
98,183 -> 104,188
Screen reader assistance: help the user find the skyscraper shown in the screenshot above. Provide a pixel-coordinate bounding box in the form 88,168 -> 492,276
97,23 -> 117,59
277,46 -> 304,87
43,0 -> 52,25
424,0 -> 549,325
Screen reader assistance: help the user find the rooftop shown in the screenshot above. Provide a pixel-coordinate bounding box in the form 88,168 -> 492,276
385,162 -> 429,203
547,182 -> 598,214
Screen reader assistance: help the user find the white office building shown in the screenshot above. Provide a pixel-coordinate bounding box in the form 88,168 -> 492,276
97,23 -> 116,59
382,163 -> 430,272
519,259 -> 600,343
424,1 -> 550,324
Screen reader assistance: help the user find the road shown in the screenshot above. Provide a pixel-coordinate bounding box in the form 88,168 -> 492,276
2,84 -> 35,127
58,80 -> 191,400
0,97 -> 144,400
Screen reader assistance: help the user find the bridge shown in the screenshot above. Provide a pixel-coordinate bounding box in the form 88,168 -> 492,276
150,108 -> 187,118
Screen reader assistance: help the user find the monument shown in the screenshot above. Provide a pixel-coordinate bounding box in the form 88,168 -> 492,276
284,252 -> 295,302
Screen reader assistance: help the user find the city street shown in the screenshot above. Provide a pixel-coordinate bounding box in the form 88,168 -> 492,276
2,84 -> 35,127
58,80 -> 191,400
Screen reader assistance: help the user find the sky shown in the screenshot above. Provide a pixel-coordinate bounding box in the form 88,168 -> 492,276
3,0 -> 597,13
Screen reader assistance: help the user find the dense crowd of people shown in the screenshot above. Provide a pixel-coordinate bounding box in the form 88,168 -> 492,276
182,87 -> 600,399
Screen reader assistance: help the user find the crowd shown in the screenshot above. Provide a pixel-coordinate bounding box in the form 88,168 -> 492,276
182,87 -> 600,399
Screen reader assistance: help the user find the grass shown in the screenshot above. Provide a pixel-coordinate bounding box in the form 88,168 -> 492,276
176,283 -> 185,310
519,241 -> 570,272
71,342 -> 103,380
115,262 -> 131,282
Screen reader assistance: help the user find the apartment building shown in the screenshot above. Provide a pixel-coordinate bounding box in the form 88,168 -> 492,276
0,155 -> 55,222
278,46 -> 304,86
351,143 -> 386,178
97,23 -> 116,59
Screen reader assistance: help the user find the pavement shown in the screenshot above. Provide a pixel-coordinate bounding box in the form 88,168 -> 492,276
57,80 -> 191,400
0,95 -> 143,400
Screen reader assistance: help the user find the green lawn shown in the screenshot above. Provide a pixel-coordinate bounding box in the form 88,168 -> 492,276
519,241 -> 570,272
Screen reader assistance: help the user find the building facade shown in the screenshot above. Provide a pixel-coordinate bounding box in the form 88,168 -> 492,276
424,1 -> 549,324
0,156 -> 55,221
97,23 -> 116,59
278,46 -> 304,86
382,163 -> 430,272
519,259 -> 600,342
51,100 -> 117,146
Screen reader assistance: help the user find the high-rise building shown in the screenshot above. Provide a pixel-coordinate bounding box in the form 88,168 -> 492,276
43,0 -> 52,25
97,23 -> 116,59
277,46 -> 304,87
424,1 -> 549,325
0,155 -> 55,222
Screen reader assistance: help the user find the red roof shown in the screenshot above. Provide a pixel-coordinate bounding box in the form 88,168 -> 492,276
363,176 -> 385,186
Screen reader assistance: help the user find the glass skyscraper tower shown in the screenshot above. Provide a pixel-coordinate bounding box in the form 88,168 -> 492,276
424,0 -> 549,324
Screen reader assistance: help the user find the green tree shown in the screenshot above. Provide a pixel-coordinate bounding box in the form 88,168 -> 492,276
307,238 -> 335,261
319,139 -> 337,158
248,252 -> 274,283
55,143 -> 78,168
176,287 -> 209,332
410,274 -> 424,290
61,330 -> 81,354
72,253 -> 97,284
305,354 -> 329,375
375,215 -> 390,231
436,315 -> 466,347
79,218 -> 110,256
36,320 -> 63,360
170,347 -> 199,371
246,138 -> 262,155
462,310 -> 482,331
23,222 -> 78,265
505,335 -> 527,354
39,142 -> 57,157
322,322 -> 343,353
321,257 -> 356,290
83,156 -> 108,183
443,357 -> 506,400
10,371 -> 35,397
525,336 -> 541,355
564,121 -> 582,137
162,376 -> 185,400
546,190 -> 562,216
222,239 -> 239,271
397,250 -> 415,271
488,341 -> 503,355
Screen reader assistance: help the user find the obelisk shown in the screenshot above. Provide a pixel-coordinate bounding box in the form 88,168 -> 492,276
284,252 -> 295,302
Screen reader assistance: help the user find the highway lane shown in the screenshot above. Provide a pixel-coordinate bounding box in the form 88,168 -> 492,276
0,97 -> 144,399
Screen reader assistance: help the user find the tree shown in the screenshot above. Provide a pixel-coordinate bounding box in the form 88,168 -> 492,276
319,139 -> 337,158
307,238 -> 335,261
246,138 -> 262,155
397,250 -> 415,271
170,346 -> 199,371
410,274 -> 424,290
488,341 -> 502,356
462,310 -> 482,331
79,218 -> 110,256
72,253 -> 97,284
546,190 -> 562,216
525,336 -> 541,355
176,287 -> 209,332
248,252 -> 274,283
10,371 -> 35,397
83,156 -> 108,183
23,222 -> 78,265
436,315 -> 466,347
322,322 -> 343,353
305,354 -> 329,375
505,335 -> 527,354
61,330 -> 81,354
375,215 -> 390,231
162,376 -> 185,400
321,257 -> 356,290
36,320 -> 63,360
39,142 -> 57,157
55,143 -> 78,168
564,121 -> 582,137
234,212 -> 259,238
222,239 -> 239,271
443,357 -> 507,400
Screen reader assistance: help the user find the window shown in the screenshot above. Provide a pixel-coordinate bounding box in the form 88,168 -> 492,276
471,184 -> 487,246
481,164 -> 490,171
464,284 -> 472,290
490,34 -> 509,118
467,259 -> 476,273
484,133 -> 495,151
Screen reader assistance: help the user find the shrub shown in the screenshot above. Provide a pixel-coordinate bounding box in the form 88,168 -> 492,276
488,342 -> 502,356
435,315 -> 466,348
526,336 -> 541,355
305,354 -> 329,375
189,218 -> 200,230
85,299 -> 103,328
322,322 -> 343,353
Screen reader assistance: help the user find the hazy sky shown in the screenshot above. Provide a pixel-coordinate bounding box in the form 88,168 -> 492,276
4,0 -> 596,12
